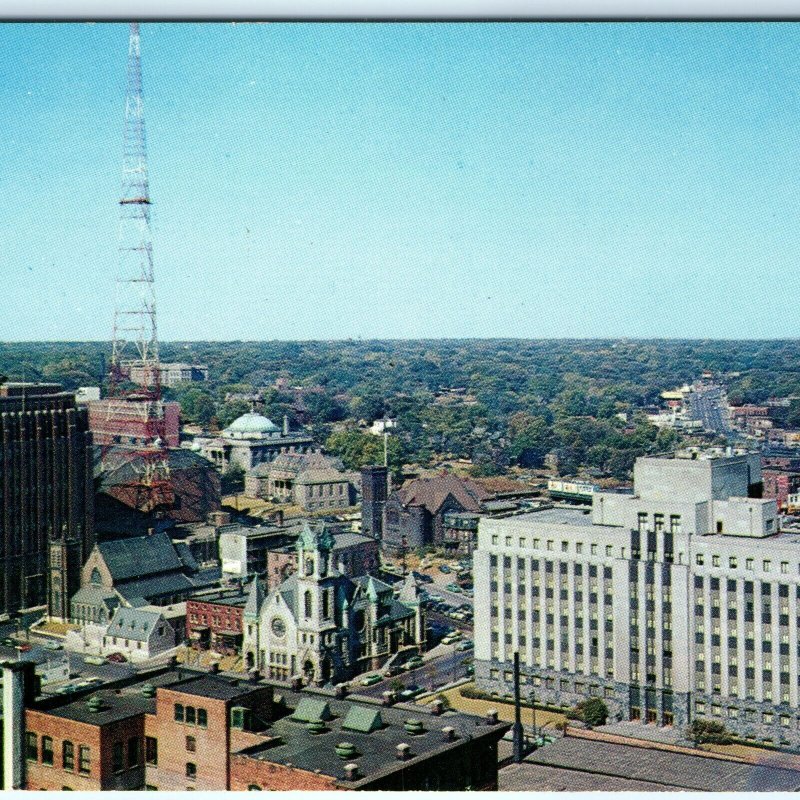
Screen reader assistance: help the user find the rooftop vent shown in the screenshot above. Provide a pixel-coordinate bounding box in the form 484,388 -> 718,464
442,726 -> 456,741
396,743 -> 412,761
343,763 -> 359,782
485,709 -> 498,725
86,696 -> 107,713
403,718 -> 425,736
430,699 -> 444,716
141,683 -> 156,698
335,742 -> 357,760
306,719 -> 328,735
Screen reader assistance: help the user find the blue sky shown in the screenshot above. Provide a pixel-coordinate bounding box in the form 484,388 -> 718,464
1,22 -> 799,340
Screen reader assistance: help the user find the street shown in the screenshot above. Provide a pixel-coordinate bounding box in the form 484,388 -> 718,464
355,647 -> 473,699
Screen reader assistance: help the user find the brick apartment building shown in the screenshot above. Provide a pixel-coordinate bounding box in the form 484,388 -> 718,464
9,663 -> 508,792
186,587 -> 249,654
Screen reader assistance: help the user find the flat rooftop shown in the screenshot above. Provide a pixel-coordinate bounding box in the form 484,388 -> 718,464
241,687 -> 507,786
493,506 -> 602,528
521,736 -> 800,792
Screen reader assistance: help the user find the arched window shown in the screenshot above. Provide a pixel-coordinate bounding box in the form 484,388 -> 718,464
248,785 -> 262,791
90,568 -> 102,585
304,590 -> 312,619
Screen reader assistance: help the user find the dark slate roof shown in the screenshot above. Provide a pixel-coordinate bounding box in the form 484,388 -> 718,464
43,690 -> 156,726
106,608 -> 163,642
98,447 -> 215,488
114,572 -> 196,603
173,674 -> 260,701
97,532 -> 184,582
393,474 -> 491,515
174,541 -> 199,573
71,585 -> 119,607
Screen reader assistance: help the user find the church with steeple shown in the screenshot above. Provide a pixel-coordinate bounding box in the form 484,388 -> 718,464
242,521 -> 425,685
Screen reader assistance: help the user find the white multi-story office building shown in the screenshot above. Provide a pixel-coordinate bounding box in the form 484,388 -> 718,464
473,451 -> 800,746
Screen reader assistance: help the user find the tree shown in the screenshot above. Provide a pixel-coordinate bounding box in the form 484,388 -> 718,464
573,697 -> 608,727
221,464 -> 246,495
325,429 -> 404,476
507,412 -> 551,468
687,718 -> 731,745
217,400 -> 250,429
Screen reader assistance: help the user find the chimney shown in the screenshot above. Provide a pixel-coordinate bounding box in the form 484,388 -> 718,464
209,662 -> 220,674
291,676 -> 303,691
442,726 -> 456,742
249,669 -> 261,683
430,699 -> 444,716
283,415 -> 289,436
485,709 -> 498,725
343,763 -> 359,782
335,683 -> 348,699
2,661 -> 35,790
395,743 -> 411,761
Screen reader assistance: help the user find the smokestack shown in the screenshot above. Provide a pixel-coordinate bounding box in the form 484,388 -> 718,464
2,661 -> 35,790
512,652 -> 524,763
283,415 -> 289,436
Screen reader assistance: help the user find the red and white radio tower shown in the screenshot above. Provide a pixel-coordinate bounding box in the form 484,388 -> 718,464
92,22 -> 173,517
111,21 -> 160,397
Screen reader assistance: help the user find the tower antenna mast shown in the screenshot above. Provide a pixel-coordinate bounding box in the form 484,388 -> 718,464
110,21 -> 160,398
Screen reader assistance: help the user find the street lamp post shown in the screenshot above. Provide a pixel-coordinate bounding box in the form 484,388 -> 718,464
530,689 -> 537,742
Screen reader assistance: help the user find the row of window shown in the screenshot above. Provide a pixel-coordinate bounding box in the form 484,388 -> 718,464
174,703 -> 208,727
490,536 -> 621,558
696,554 -> 798,574
695,702 -> 800,727
25,735 -> 90,775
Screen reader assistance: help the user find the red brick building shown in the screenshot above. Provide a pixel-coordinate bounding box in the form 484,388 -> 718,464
15,665 -> 508,792
186,589 -> 248,653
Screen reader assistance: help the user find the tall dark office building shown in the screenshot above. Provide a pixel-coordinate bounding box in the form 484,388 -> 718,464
0,383 -> 94,620
360,465 -> 388,540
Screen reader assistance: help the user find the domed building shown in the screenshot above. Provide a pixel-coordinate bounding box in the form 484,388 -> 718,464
195,411 -> 315,472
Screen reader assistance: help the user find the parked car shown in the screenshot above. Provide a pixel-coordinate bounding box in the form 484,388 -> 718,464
428,595 -> 444,604
438,565 -> 451,574
442,632 -> 462,645
456,639 -> 474,651
465,664 -> 475,677
42,640 -> 63,650
403,656 -> 424,671
84,655 -> 105,665
54,684 -> 79,696
2,637 -> 16,647
446,583 -> 462,593
399,684 -> 423,700
15,643 -> 32,652
360,674 -> 382,686
105,653 -> 127,664
462,589 -> 474,598
383,664 -> 403,677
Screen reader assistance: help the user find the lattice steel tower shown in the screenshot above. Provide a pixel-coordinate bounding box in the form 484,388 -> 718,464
111,21 -> 160,396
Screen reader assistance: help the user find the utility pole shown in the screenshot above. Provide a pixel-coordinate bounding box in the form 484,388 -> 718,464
512,652 -> 524,763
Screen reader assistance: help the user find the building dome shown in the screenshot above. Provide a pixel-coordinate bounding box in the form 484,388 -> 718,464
225,412 -> 281,438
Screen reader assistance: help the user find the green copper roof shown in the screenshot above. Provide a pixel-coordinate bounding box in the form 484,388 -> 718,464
341,706 -> 383,734
291,698 -> 332,723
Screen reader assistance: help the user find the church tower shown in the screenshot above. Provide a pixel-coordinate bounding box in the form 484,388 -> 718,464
295,522 -> 339,684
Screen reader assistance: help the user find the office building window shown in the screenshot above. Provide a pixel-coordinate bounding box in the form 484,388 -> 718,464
729,557 -> 737,569
696,554 -> 704,566
175,703 -> 185,722
42,736 -> 53,767
186,763 -> 197,780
